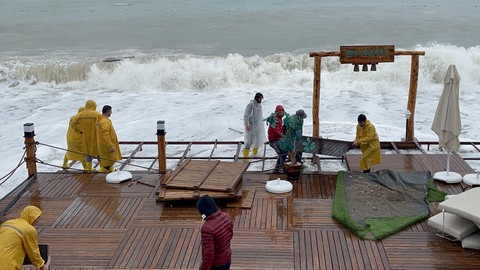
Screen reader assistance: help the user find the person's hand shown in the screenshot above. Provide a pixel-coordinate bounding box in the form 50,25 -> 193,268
353,140 -> 358,147
246,125 -> 252,131
40,264 -> 49,270
109,146 -> 115,153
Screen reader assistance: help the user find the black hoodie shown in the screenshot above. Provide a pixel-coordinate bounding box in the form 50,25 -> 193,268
196,195 -> 219,218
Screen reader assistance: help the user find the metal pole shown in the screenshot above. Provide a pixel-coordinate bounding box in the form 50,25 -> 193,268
405,119 -> 408,142
446,152 -> 451,175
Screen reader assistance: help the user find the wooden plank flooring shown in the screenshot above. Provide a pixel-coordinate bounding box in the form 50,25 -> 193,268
346,153 -> 475,176
294,230 -> 390,270
0,156 -> 478,269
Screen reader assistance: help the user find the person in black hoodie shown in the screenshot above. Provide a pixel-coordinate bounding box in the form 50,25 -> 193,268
196,195 -> 234,270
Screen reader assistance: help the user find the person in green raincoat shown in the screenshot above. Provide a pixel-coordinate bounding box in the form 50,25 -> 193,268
353,114 -> 381,173
0,206 -> 48,270
96,105 -> 122,172
62,107 -> 86,170
71,100 -> 101,171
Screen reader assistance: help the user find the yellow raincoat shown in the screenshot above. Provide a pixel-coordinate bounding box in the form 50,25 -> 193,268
96,115 -> 122,168
72,100 -> 101,157
0,206 -> 45,270
355,120 -> 381,171
65,107 -> 86,161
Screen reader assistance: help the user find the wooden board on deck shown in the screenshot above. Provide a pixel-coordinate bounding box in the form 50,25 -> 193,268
162,160 -> 248,191
345,153 -> 475,175
296,136 -> 352,156
157,186 -> 241,202
157,160 -> 249,201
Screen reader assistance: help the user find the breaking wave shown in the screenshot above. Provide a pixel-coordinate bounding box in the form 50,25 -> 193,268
1,44 -> 480,92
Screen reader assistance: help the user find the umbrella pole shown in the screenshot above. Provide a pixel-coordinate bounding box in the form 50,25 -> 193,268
446,151 -> 451,175
434,149 -> 462,183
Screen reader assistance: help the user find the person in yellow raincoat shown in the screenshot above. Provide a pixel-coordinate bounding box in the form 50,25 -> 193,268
62,107 -> 86,170
353,114 -> 381,173
71,100 -> 101,171
0,206 -> 48,270
96,105 -> 122,172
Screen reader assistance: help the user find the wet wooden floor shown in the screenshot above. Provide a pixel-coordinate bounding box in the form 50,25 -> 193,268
345,153 -> 475,176
1,154 -> 479,269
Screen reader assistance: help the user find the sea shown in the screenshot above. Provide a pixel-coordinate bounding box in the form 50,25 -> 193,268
1,0 -> 480,198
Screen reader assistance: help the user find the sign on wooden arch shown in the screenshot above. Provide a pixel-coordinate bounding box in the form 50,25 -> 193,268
340,45 -> 395,64
309,45 -> 425,141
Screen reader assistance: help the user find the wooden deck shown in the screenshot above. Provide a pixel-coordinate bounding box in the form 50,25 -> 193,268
345,153 -> 475,176
1,154 -> 480,269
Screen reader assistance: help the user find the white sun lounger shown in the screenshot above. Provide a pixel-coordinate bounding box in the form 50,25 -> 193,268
428,187 -> 480,249
428,212 -> 478,240
438,187 -> 480,225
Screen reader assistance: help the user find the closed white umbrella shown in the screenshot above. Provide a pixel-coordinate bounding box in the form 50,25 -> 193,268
431,64 -> 462,183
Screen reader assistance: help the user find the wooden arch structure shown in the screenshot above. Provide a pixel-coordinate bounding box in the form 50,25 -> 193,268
309,45 -> 425,141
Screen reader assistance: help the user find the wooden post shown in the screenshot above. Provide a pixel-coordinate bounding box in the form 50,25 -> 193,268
312,56 -> 321,138
23,123 -> 37,177
156,121 -> 166,173
310,49 -> 424,142
406,54 -> 420,141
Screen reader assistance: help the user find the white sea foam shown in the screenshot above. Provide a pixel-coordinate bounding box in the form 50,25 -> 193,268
1,43 -> 480,198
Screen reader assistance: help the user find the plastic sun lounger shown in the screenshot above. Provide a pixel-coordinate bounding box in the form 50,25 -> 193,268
428,187 -> 480,249
438,187 -> 480,225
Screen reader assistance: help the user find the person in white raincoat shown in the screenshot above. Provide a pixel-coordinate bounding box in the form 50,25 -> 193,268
243,93 -> 266,157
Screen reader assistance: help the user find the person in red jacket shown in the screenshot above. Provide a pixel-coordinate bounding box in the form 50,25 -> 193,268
196,195 -> 233,270
266,105 -> 287,173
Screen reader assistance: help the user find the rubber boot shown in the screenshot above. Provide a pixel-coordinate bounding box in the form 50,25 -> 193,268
85,162 -> 93,172
252,147 -> 259,156
242,148 -> 250,158
62,156 -> 69,169
81,161 -> 87,171
99,167 -> 109,173
108,166 -> 115,173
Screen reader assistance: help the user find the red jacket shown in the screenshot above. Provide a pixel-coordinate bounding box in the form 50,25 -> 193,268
200,210 -> 233,270
268,114 -> 284,142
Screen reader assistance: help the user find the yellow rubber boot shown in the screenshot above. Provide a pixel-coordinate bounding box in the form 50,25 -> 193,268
108,166 -> 115,173
85,162 -> 93,172
99,167 -> 108,173
81,161 -> 87,171
252,147 -> 259,156
242,148 -> 250,158
62,156 -> 69,169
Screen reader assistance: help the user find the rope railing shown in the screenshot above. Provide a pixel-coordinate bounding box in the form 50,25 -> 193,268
35,142 -> 161,172
32,141 -> 290,175
34,158 -> 85,173
11,138 -> 479,181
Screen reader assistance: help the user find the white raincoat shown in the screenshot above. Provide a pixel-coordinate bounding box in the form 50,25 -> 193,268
243,100 -> 266,149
